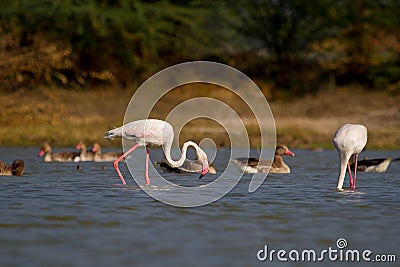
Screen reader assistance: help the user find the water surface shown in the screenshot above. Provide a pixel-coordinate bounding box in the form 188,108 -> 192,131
0,147 -> 399,266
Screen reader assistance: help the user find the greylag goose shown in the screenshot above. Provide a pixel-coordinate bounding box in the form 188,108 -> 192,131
92,143 -> 123,162
76,141 -> 94,161
232,145 -> 295,174
0,159 -> 25,176
350,156 -> 399,173
38,143 -> 80,162
332,124 -> 367,191
156,159 -> 217,174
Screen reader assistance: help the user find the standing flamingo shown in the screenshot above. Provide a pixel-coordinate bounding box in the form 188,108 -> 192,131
104,119 -> 210,185
332,124 -> 367,191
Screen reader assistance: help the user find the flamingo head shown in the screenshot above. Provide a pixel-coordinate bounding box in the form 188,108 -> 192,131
199,160 -> 209,179
198,149 -> 210,179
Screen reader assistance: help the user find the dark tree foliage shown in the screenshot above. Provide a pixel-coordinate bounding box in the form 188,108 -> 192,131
0,0 -> 399,93
0,0 -> 212,88
230,0 -> 400,94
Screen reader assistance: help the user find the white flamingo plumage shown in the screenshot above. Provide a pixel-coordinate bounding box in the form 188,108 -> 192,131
104,119 -> 210,185
332,124 -> 368,191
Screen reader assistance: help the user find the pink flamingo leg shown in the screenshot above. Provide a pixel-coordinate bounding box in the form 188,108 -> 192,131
353,153 -> 359,189
347,162 -> 354,189
113,143 -> 140,185
145,148 -> 150,185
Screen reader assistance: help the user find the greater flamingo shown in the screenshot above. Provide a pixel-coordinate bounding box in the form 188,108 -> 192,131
0,159 -> 25,176
332,124 -> 367,191
104,119 -> 210,185
232,145 -> 295,174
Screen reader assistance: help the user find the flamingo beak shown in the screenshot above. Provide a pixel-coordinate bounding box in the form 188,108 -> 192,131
199,160 -> 209,179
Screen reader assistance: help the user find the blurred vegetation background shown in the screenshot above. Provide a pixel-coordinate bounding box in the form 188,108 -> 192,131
1,0 -> 400,95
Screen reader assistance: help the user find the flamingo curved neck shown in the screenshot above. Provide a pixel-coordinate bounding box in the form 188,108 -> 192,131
164,141 -> 201,168
337,152 -> 350,190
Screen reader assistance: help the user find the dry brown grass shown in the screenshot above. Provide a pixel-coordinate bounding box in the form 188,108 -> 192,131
0,87 -> 131,147
0,86 -> 399,149
271,87 -> 400,149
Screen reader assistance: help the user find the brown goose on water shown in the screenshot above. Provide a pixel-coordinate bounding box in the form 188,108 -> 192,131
350,156 -> 399,173
76,141 -> 94,161
92,143 -> 123,162
0,159 -> 25,176
232,145 -> 295,174
38,143 -> 80,162
155,159 -> 217,174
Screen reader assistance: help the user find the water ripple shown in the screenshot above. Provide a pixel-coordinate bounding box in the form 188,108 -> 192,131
0,148 -> 399,267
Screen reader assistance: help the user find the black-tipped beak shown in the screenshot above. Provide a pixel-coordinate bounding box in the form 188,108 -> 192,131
199,160 -> 209,179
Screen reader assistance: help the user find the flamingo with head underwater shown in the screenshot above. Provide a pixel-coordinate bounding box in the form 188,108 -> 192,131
332,124 -> 367,191
104,119 -> 210,185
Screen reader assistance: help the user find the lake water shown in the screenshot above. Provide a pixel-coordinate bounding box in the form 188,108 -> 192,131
0,147 -> 399,266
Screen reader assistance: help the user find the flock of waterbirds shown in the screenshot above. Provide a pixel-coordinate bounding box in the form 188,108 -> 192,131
1,120 -> 398,192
